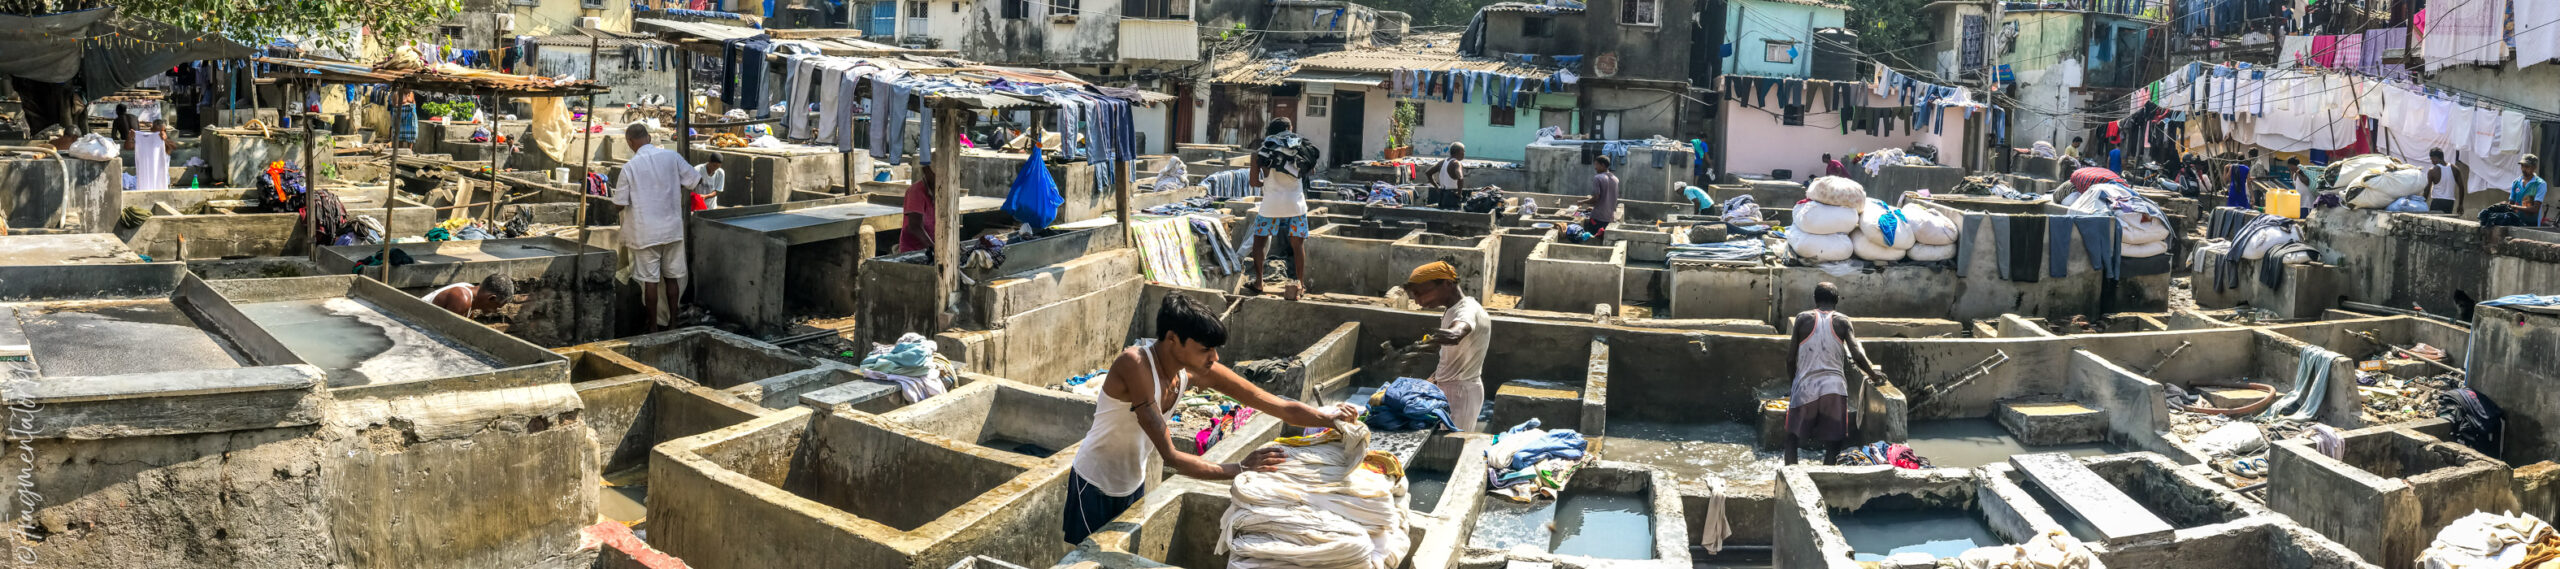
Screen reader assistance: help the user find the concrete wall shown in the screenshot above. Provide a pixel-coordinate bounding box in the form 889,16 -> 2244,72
0,155 -> 121,233
2269,426 -> 2517,569
528,42 -> 678,109
651,407 -> 1072,569
2469,304 -> 2560,464
203,129 -> 339,187
1721,98 -> 1974,182
1722,0 -> 1844,79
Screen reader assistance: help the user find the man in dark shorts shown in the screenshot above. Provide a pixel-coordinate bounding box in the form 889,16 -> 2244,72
1786,282 -> 1888,465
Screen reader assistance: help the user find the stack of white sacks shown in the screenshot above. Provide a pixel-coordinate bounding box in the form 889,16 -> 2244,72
2063,183 -> 2175,259
1788,177 -> 1959,262
2329,154 -> 2432,209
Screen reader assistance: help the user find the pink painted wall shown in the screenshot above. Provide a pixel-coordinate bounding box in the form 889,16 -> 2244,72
1722,98 -> 1973,180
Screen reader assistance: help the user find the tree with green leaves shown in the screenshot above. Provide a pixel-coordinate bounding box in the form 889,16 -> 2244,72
0,0 -> 462,53
1845,0 -> 1933,74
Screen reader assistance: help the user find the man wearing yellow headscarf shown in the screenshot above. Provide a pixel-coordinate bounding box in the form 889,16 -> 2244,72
1401,260 -> 1489,431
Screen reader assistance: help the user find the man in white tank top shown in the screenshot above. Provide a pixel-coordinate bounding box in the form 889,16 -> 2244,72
2428,148 -> 2463,214
1060,294 -> 1359,545
1785,282 -> 1888,465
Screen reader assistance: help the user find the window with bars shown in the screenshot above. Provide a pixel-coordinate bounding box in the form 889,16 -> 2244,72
1002,0 -> 1027,19
1765,40 -> 1796,63
1307,95 -> 1330,118
1490,105 -> 1517,127
1619,0 -> 1655,26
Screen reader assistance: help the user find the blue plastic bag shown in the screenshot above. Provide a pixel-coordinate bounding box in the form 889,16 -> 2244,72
1003,146 -> 1063,230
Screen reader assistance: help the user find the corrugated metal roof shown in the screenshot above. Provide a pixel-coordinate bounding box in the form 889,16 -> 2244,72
1480,2 -> 1587,14
528,34 -> 669,47
633,18 -> 767,40
1738,0 -> 1853,11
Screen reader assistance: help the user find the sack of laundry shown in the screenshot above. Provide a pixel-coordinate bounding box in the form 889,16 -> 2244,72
1807,175 -> 1868,207
1363,377 -> 1458,432
1220,418 -> 1412,569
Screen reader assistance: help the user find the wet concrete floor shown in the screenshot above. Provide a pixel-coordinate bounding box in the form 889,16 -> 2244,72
14,299 -> 247,377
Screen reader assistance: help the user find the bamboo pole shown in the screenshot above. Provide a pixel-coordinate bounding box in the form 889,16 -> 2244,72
570,35 -> 603,342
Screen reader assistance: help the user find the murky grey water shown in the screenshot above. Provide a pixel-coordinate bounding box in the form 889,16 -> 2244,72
600,466 -> 648,524
1833,509 -> 2001,561
1469,498 -> 1557,553
236,297 -> 497,387
1407,468 -> 1450,513
1551,492 -> 1653,559
1903,419 -> 2119,468
978,437 -> 1057,458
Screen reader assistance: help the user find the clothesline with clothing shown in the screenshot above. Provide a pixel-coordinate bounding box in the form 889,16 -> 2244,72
715,41 -> 1146,194
2125,61 -> 2546,195
1386,66 -> 1574,107
1719,69 -> 1996,140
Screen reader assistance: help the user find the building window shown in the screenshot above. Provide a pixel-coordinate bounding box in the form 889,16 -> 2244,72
1125,0 -> 1173,18
1053,0 -> 1078,14
1765,40 -> 1797,63
439,26 -> 465,40
1002,0 -> 1027,19
580,0 -> 604,8
1524,17 -> 1552,37
1782,104 -> 1805,126
906,1 -> 926,16
951,0 -> 961,12
1410,103 -> 1425,126
1490,105 -> 1517,127
1307,95 -> 1330,118
1619,0 -> 1655,26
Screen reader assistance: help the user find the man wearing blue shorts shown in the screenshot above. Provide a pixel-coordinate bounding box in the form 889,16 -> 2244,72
1248,117 -> 1316,300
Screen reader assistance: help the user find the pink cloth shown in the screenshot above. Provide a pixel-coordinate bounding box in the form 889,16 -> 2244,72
2332,34 -> 2366,70
2311,35 -> 2341,66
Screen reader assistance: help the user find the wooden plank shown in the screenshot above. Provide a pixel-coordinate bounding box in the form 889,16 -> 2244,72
2009,452 -> 2176,544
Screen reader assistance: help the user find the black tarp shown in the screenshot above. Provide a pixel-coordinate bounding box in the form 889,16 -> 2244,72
0,7 -> 250,96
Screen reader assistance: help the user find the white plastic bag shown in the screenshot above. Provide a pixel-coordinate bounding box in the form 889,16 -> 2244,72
2121,240 -> 2170,258
1807,176 -> 1868,207
1907,243 -> 1957,262
1786,226 -> 1854,262
1792,201 -> 1860,234
63,134 -> 117,161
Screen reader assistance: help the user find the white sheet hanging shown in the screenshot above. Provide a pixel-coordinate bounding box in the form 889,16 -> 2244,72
2423,0 -> 2510,71
134,130 -> 169,191
2518,0 -> 2560,69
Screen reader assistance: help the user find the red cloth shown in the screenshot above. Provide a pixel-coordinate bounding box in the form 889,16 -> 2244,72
688,192 -> 708,212
1824,159 -> 1847,178
898,177 -> 936,253
2312,35 -> 2341,66
2070,167 -> 2127,193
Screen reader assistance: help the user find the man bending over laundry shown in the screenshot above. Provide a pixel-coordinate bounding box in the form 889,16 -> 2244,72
1403,261 -> 1489,432
1060,294 -> 1360,545
1786,282 -> 1888,465
423,274 -> 519,319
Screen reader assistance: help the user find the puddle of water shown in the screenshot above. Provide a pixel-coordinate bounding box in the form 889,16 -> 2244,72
1469,498 -> 1557,553
1407,468 -> 1450,513
1832,509 -> 2002,562
600,466 -> 648,524
235,297 -> 498,387
1605,421 -> 1782,483
1551,492 -> 1654,559
979,437 -> 1057,458
1903,419 -> 2119,468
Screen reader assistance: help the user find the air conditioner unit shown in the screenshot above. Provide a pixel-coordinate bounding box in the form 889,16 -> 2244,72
497,14 -> 516,32
580,16 -> 603,29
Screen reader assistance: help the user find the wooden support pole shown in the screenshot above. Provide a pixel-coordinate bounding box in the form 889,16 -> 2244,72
483,87 -> 502,223
570,35 -> 603,343
932,106 -> 963,332
677,51 -> 694,162
379,86 -> 407,283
